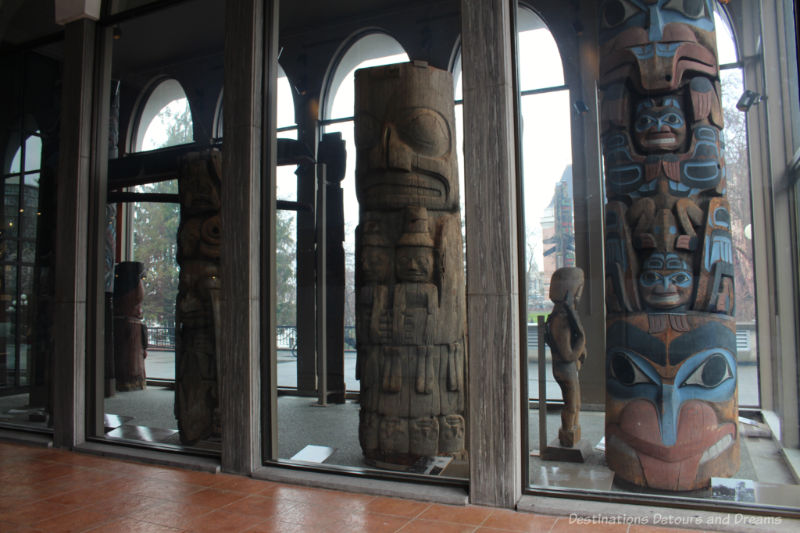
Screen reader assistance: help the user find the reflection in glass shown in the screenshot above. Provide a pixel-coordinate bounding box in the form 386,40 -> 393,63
0,46 -> 59,431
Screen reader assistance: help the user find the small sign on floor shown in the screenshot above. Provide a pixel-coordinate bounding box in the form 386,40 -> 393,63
291,445 -> 335,464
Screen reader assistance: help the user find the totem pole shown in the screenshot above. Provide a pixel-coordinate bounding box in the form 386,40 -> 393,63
113,261 -> 147,391
355,62 -> 467,466
175,150 -> 222,445
599,0 -> 738,490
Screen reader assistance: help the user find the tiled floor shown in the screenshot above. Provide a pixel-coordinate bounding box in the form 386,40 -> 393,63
0,441 -> 754,532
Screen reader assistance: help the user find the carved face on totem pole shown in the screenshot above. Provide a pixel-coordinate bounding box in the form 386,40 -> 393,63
599,0 -> 717,92
606,314 -> 738,490
177,262 -> 220,329
354,62 -> 458,211
633,97 -> 687,153
638,252 -> 693,310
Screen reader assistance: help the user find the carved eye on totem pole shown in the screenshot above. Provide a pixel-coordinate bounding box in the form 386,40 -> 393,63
354,63 -> 458,210
605,317 -> 739,490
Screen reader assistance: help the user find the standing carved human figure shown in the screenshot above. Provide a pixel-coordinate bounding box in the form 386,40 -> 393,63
545,267 -> 586,447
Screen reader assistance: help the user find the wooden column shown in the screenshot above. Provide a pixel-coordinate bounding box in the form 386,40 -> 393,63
461,0 -> 522,508
53,19 -> 96,449
221,0 -> 277,473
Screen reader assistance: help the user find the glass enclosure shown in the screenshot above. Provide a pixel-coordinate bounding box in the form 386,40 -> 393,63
0,42 -> 62,432
523,0 -> 794,514
100,0 -> 223,453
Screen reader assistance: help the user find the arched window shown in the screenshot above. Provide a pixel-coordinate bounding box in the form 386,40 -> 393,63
517,7 -> 573,313
2,130 -> 42,390
321,32 -> 409,338
133,79 -> 194,152
714,5 -> 759,406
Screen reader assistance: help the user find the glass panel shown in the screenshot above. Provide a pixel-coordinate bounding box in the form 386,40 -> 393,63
719,66 -> 758,406
277,129 -> 299,202
135,80 -> 194,151
518,8 -> 565,91
275,209 -> 297,387
103,0 -> 224,453
324,33 -> 408,120
277,2 -> 467,479
132,181 -> 179,334
277,68 -> 295,130
715,10 -> 738,65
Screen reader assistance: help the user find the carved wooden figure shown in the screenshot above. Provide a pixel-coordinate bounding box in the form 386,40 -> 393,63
355,62 -> 467,466
544,267 -> 586,448
113,261 -> 147,391
599,0 -> 738,491
175,150 -> 222,445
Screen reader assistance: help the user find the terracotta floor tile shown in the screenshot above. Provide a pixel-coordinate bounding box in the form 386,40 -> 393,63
81,494 -> 164,518
268,502 -> 355,528
44,480 -> 133,507
400,518 -> 479,533
182,487 -> 248,508
242,520 -> 309,533
211,474 -> 280,495
221,494 -> 292,519
29,508 -> 110,533
138,501 -> 215,529
365,496 -> 431,518
150,467 -> 220,486
337,511 -> 412,532
86,517 -> 185,533
269,485 -> 375,510
184,508 -> 268,533
482,509 -> 558,532
126,478 -> 206,503
0,499 -> 78,526
49,468 -> 124,487
550,516 -> 628,532
629,526 -> 710,533
419,503 -> 493,526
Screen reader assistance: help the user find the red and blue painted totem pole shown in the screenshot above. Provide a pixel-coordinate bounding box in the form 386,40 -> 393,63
599,0 -> 739,490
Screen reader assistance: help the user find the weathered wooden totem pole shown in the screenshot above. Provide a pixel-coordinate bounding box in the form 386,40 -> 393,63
113,261 -> 147,391
599,0 -> 738,490
355,62 -> 467,466
175,150 -> 222,445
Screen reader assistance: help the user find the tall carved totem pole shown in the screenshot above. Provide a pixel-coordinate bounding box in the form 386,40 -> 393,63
175,150 -> 222,445
600,1 -> 738,490
355,62 -> 467,466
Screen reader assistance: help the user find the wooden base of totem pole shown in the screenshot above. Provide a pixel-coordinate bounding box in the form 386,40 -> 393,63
541,438 -> 593,463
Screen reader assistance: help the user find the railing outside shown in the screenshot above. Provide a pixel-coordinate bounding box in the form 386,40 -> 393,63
147,326 -> 175,350
276,326 -> 297,353
146,322 -> 755,361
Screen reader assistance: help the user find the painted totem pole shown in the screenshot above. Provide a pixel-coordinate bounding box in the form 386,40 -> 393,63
175,150 -> 222,445
599,0 -> 738,490
355,62 -> 467,466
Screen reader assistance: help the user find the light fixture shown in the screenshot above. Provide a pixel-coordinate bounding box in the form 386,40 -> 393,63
736,90 -> 763,112
573,100 -> 589,115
